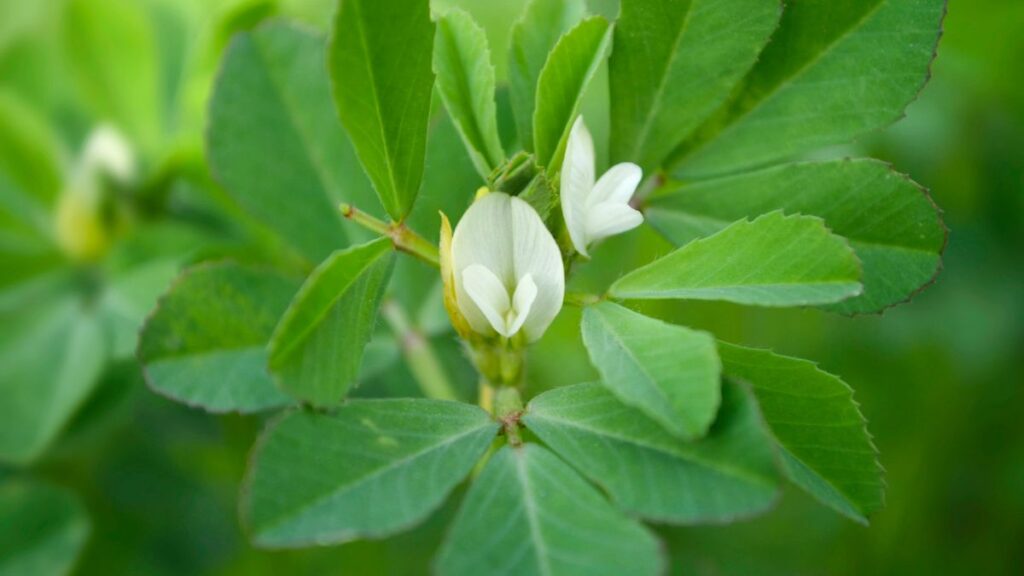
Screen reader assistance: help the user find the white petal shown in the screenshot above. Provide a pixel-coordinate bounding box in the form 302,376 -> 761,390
81,125 -> 135,183
560,116 -> 595,257
452,193 -> 515,335
462,264 -> 511,336
507,274 -> 538,337
452,192 -> 565,342
509,196 -> 565,341
589,162 -> 642,208
585,201 -> 644,244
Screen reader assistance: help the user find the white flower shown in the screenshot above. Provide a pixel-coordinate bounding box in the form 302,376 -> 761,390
450,192 -> 564,342
560,116 -> 644,257
79,125 -> 136,185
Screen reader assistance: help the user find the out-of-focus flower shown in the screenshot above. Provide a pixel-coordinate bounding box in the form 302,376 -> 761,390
55,125 -> 136,261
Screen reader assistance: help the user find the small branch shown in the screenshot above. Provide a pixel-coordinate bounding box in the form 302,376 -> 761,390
340,203 -> 440,267
632,170 -> 667,206
381,300 -> 458,401
564,292 -> 602,307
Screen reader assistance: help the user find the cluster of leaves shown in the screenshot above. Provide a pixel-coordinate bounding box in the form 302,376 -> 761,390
0,0 -> 324,572
132,0 -> 947,572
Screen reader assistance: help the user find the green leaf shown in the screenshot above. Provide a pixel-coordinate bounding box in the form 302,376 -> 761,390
99,259 -> 181,360
670,0 -> 947,178
525,380 -> 780,523
63,0 -> 161,152
645,159 -> 947,313
533,16 -> 612,173
508,0 -> 585,151
243,399 -> 498,547
582,302 -> 720,439
268,238 -> 395,407
718,342 -> 884,523
328,0 -> 435,220
138,263 -> 299,414
0,292 -> 107,465
0,92 -> 60,202
433,9 -> 505,179
610,0 -> 781,173
435,444 -> 663,576
610,211 -> 863,306
0,480 -> 90,576
208,23 -> 374,264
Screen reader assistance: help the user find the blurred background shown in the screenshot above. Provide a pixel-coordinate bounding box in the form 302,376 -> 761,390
0,0 -> 1021,574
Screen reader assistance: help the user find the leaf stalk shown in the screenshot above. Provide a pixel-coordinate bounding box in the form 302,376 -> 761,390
380,300 -> 458,401
340,203 -> 440,267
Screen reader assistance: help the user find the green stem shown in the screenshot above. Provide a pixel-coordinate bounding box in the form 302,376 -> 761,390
340,203 -> 440,267
564,291 -> 602,307
493,387 -> 524,447
381,300 -> 458,401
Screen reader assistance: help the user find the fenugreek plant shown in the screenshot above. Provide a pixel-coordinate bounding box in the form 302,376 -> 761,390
139,0 -> 947,572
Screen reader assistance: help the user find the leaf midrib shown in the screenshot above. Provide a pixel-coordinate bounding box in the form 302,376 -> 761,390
438,14 -> 501,171
347,0 -> 401,211
623,0 -> 698,163
251,32 -> 342,221
513,450 -> 554,576
533,17 -> 609,167
587,310 -> 685,435
270,247 -> 385,364
525,410 -> 774,487
255,417 -> 495,537
645,207 -> 940,254
615,279 -> 861,297
670,0 -> 888,167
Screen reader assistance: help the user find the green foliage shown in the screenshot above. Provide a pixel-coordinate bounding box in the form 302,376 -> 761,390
328,0 -> 435,220
525,381 -> 780,523
243,399 -> 498,547
0,92 -> 60,202
0,480 -> 89,576
0,292 -> 106,464
582,301 -> 720,439
718,342 -> 884,522
610,0 -> 781,173
507,0 -> 586,152
0,0 -> 965,572
63,0 -> 161,151
138,262 -> 298,413
0,96 -> 62,299
532,16 -> 611,173
611,211 -> 863,306
268,238 -> 395,407
668,0 -> 947,177
433,9 -> 505,179
645,159 -> 946,313
435,444 -> 663,576
208,23 -> 366,264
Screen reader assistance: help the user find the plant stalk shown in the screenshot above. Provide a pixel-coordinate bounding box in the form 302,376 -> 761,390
564,291 -> 602,307
380,300 -> 458,401
340,203 -> 440,267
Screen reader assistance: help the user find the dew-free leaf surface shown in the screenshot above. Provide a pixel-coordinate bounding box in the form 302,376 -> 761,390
139,262 -> 298,413
525,381 -> 780,523
582,301 -> 720,439
611,211 -> 862,306
435,444 -> 663,576
268,238 -> 394,406
646,159 -> 946,313
244,399 -> 498,547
